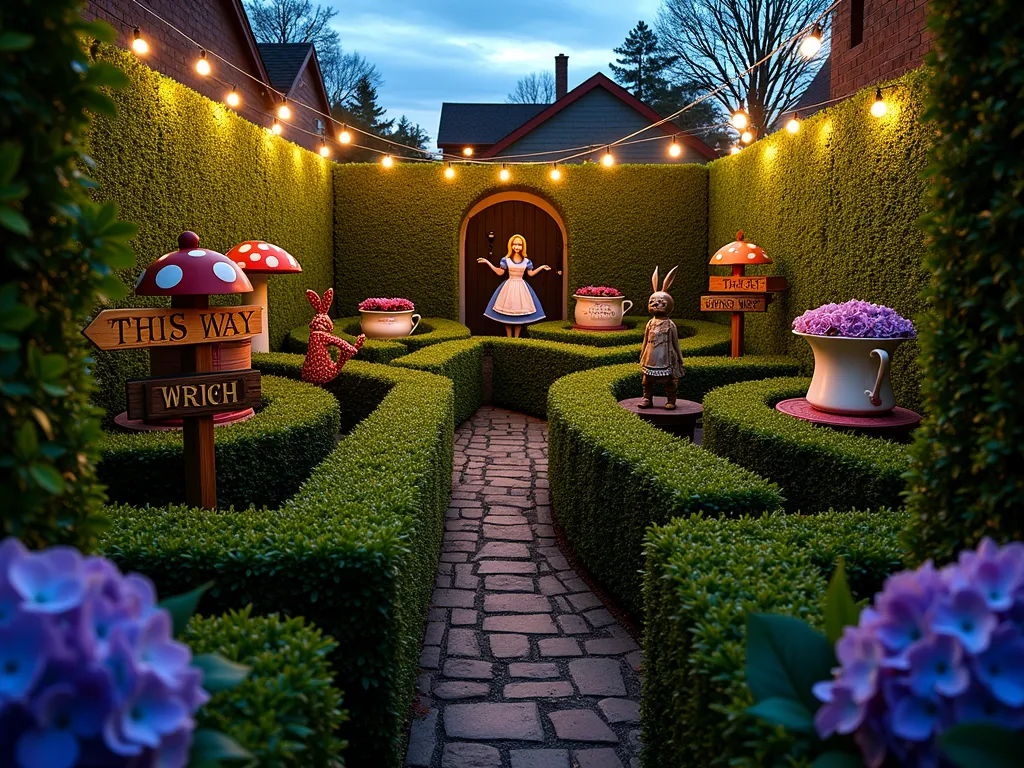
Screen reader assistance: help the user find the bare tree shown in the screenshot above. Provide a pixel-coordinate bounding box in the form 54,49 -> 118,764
656,0 -> 830,133
507,72 -> 556,104
321,50 -> 383,107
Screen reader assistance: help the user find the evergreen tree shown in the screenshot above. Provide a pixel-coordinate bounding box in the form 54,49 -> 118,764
652,80 -> 731,148
343,75 -> 393,134
609,21 -> 669,102
389,116 -> 430,158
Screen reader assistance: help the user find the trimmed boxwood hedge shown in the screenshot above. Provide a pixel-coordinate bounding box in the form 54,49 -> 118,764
392,339 -> 483,426
547,358 -> 801,614
100,358 -> 454,767
286,316 -> 471,363
185,607 -> 347,766
702,377 -> 910,513
527,316 -> 731,353
643,510 -> 907,767
97,376 -> 340,509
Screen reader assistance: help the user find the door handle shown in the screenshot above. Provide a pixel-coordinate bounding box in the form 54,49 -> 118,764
557,270 -> 562,275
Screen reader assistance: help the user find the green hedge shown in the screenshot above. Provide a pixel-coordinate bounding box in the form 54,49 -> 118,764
286,316 -> 471,364
547,358 -> 800,614
97,376 -> 339,509
643,510 -> 907,767
101,359 -> 454,767
708,68 -> 932,411
185,607 -> 347,766
528,316 -> 731,353
86,46 -> 334,420
333,163 -> 709,320
392,339 -> 483,426
702,377 -> 910,513
904,0 -> 1024,562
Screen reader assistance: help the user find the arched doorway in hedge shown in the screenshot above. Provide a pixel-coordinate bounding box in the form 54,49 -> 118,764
459,192 -> 567,336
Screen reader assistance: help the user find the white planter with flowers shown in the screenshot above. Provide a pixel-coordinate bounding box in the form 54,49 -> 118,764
358,297 -> 421,338
572,286 -> 632,330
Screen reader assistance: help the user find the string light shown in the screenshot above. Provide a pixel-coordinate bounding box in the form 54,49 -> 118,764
195,49 -> 211,76
382,154 -> 394,168
444,162 -> 455,180
740,128 -> 755,144
549,163 -> 562,181
319,138 -> 330,158
871,88 -> 888,117
270,119 -> 282,135
785,113 -> 801,134
730,103 -> 749,130
668,137 -> 681,157
463,147 -> 474,157
225,85 -> 240,108
131,27 -> 149,55
800,23 -> 823,58
277,99 -> 291,120
601,147 -> 614,167
498,164 -> 511,182
730,145 -> 741,155
338,125 -> 351,144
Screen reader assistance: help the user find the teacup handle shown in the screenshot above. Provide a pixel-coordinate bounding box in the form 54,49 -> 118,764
410,314 -> 422,335
865,348 -> 890,406
621,300 -> 633,315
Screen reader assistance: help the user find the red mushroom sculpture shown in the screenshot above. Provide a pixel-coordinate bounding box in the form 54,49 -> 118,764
225,240 -> 302,353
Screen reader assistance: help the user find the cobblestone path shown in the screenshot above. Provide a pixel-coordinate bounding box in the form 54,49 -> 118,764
405,407 -> 642,768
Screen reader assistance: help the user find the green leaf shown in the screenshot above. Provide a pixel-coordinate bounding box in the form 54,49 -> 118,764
159,581 -> 212,636
812,752 -> 863,768
0,206 -> 30,236
0,32 -> 34,52
746,697 -> 816,734
95,273 -> 128,302
191,653 -> 250,693
0,144 -> 23,185
16,420 -> 38,457
29,463 -> 65,495
188,728 -> 253,766
84,61 -> 130,90
0,303 -> 37,331
746,613 -> 835,712
941,723 -> 1024,768
39,355 -> 68,381
824,558 -> 861,646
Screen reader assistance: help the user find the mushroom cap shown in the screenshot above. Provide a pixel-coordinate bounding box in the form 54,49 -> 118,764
710,230 -> 772,265
225,240 -> 302,274
136,232 -> 253,296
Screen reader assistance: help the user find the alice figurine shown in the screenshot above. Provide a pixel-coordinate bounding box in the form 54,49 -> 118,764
639,266 -> 685,409
478,234 -> 551,337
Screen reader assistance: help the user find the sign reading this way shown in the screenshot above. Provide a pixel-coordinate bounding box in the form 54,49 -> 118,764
708,275 -> 789,294
126,370 -> 262,421
82,306 -> 263,351
700,294 -> 769,313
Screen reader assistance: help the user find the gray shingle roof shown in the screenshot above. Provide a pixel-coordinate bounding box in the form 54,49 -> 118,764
793,56 -> 831,115
437,103 -> 548,146
257,43 -> 313,93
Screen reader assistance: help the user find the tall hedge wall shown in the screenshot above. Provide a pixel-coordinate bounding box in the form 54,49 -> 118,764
333,163 -> 708,320
85,46 -> 334,418
708,68 -> 932,410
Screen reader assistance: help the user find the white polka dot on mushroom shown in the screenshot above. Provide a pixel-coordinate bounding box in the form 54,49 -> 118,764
258,243 -> 270,250
715,254 -> 723,260
155,265 -> 183,289
287,256 -> 296,266
265,255 -> 279,268
239,244 -> 251,253
135,271 -> 145,288
188,249 -> 206,257
213,262 -> 237,283
249,253 -> 261,261
728,247 -> 736,253
748,253 -> 756,259
237,262 -> 246,268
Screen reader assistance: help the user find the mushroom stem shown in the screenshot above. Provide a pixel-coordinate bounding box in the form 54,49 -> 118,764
245,273 -> 270,353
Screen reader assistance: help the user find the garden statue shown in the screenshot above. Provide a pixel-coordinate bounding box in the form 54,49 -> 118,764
478,233 -> 550,337
639,266 -> 685,409
301,288 -> 364,384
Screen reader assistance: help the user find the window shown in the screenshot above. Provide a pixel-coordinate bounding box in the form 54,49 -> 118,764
851,0 -> 864,47
315,118 -> 324,134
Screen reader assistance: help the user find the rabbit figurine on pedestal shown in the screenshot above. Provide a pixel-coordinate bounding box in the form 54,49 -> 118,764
638,266 -> 685,409
301,288 -> 364,384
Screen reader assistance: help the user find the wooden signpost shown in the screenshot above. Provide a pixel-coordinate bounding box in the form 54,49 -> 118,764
82,306 -> 263,351
700,294 -> 770,313
126,370 -> 262,421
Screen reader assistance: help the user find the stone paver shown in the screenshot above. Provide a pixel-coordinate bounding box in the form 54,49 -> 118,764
405,408 -> 642,767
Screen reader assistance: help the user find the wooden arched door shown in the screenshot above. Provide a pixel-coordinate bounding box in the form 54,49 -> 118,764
463,199 -> 565,336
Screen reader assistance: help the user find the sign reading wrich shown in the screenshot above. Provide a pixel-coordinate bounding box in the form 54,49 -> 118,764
700,294 -> 769,313
126,370 -> 262,421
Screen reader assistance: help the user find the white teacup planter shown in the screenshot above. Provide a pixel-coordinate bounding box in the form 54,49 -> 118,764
359,308 -> 421,339
572,292 -> 633,330
795,332 -> 906,415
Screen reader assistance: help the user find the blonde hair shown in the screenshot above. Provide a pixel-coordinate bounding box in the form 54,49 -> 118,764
505,234 -> 528,262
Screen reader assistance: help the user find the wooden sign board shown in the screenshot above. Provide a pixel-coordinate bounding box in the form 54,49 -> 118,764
126,369 -> 261,421
83,306 -> 263,351
700,294 -> 769,313
708,275 -> 789,293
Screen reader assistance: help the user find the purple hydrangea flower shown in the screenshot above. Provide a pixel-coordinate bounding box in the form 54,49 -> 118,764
792,299 -> 916,338
813,538 -> 1024,766
0,538 -> 206,768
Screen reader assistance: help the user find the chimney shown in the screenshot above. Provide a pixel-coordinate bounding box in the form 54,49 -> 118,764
555,54 -> 568,100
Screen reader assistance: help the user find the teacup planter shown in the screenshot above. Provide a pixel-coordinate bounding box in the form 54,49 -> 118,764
358,297 -> 421,338
573,286 -> 633,331
792,300 -> 916,415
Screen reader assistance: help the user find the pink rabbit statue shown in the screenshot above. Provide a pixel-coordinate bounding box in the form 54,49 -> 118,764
301,288 -> 365,384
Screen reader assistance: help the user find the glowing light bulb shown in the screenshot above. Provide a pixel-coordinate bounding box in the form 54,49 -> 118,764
601,147 -> 614,167
549,164 -> 561,181
277,101 -> 291,120
800,23 -> 823,58
463,147 -> 474,157
871,88 -> 888,117
668,138 -> 681,157
499,165 -> 510,182
338,126 -> 351,144
319,142 -> 330,158
730,146 -> 741,155
382,154 -> 394,168
270,119 -> 282,135
444,163 -> 455,179
196,50 -> 211,76
730,105 -> 749,130
131,28 -> 149,55
785,115 -> 800,134
741,129 -> 754,144
225,86 -> 240,108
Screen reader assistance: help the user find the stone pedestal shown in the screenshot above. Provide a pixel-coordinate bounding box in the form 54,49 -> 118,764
618,397 -> 703,441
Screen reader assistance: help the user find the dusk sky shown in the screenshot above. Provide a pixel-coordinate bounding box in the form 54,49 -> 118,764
329,0 -> 663,144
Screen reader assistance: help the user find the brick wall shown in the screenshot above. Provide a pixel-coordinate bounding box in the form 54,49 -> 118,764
830,0 -> 932,100
83,0 -> 328,153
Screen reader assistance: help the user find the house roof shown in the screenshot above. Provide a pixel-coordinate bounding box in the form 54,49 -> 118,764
437,103 -> 548,147
792,57 -> 831,116
224,0 -> 273,93
256,42 -> 332,112
478,73 -> 717,161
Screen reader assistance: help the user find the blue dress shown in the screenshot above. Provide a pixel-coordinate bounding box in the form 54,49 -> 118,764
483,257 -> 546,325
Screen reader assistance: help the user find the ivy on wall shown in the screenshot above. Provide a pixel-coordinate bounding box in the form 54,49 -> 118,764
707,68 -> 932,410
85,47 -> 334,418
333,163 -> 709,322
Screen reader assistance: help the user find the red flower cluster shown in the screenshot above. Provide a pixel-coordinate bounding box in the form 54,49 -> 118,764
574,286 -> 623,297
358,297 -> 415,312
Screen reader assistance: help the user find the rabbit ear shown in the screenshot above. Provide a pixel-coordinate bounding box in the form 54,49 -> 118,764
651,267 -> 659,293
321,288 -> 334,312
662,266 -> 678,293
306,289 -> 322,313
